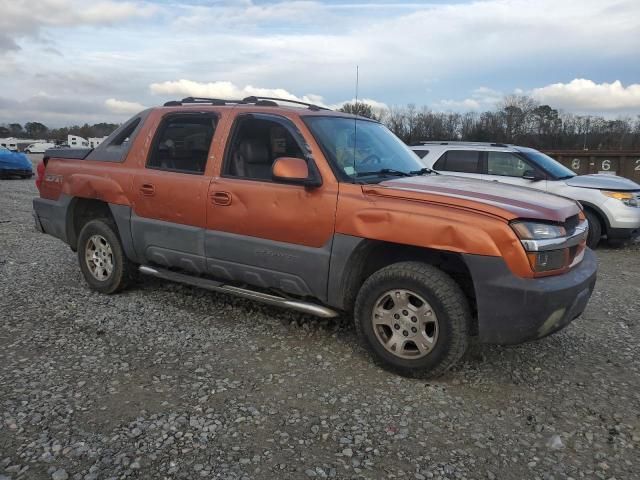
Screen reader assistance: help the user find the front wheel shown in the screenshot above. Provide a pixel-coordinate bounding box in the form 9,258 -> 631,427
77,219 -> 132,294
354,262 -> 470,378
584,209 -> 602,249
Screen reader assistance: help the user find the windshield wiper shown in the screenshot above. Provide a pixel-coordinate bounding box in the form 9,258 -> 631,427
355,168 -> 413,178
409,167 -> 439,176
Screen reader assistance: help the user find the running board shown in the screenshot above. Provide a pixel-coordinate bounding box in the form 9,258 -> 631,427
138,265 -> 339,318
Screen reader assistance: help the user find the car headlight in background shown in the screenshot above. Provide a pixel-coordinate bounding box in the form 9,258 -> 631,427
601,190 -> 639,208
511,221 -> 566,240
511,220 -> 587,274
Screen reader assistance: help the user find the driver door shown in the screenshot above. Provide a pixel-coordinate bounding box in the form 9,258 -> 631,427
485,151 -> 547,190
205,113 -> 339,299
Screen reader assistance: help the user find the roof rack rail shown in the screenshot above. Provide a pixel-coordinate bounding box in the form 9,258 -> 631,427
163,97 -> 248,107
163,96 -> 330,111
411,141 -> 510,148
242,96 -> 330,111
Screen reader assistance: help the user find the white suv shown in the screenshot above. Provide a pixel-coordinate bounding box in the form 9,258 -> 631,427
411,142 -> 640,248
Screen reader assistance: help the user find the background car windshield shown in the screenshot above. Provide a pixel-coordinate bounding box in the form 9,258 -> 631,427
305,117 -> 424,179
519,148 -> 576,179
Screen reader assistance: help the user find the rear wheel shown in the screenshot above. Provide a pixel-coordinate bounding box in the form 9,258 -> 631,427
584,209 -> 602,249
77,219 -> 132,294
354,261 -> 470,378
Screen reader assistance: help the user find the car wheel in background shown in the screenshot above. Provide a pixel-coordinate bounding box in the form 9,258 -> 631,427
354,261 -> 470,378
584,209 -> 602,249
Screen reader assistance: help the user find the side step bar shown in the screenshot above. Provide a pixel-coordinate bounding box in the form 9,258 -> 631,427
138,265 -> 339,318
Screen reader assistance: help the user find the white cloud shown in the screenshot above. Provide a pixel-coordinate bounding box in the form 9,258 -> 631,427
149,79 -> 380,109
2,0 -> 640,124
433,87 -> 503,111
105,98 -> 146,115
0,92 -> 124,126
0,0 -> 157,51
172,1 -> 326,29
531,79 -> 640,111
149,79 -> 321,104
329,98 -> 389,111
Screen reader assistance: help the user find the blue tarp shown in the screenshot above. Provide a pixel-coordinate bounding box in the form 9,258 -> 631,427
0,148 -> 33,171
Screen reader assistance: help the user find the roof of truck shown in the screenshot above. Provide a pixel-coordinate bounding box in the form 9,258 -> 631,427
158,96 -> 371,120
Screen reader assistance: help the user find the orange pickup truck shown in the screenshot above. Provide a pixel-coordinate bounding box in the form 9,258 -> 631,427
33,96 -> 597,377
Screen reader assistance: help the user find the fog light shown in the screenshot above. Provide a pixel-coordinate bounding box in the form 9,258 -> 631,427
527,249 -> 567,272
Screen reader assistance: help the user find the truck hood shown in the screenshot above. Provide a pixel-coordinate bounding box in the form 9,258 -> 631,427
371,175 -> 579,222
564,174 -> 640,191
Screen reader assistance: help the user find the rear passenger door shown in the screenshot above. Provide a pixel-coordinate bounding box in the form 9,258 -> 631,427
432,150 -> 483,180
130,112 -> 218,273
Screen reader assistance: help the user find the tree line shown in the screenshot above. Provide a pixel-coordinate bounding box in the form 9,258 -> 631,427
341,95 -> 640,150
3,95 -> 640,150
0,122 -> 120,142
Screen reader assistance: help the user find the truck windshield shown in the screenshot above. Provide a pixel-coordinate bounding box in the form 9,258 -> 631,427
519,148 -> 576,179
304,116 -> 425,181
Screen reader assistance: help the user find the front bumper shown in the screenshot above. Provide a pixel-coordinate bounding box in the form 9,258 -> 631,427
607,226 -> 640,240
463,249 -> 597,344
602,198 -> 640,233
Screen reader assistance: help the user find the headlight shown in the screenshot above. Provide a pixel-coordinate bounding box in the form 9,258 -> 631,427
511,221 -> 566,240
602,190 -> 639,208
511,220 -> 587,274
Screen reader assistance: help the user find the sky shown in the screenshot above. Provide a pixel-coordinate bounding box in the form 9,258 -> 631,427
1,0 -> 640,127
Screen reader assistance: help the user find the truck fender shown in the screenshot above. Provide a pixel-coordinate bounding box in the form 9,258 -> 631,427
62,174 -> 131,206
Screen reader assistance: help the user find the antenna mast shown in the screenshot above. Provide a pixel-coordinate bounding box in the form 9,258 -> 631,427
352,65 -> 359,177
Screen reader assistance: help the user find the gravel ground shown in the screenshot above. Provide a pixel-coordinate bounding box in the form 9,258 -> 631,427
1,157 -> 639,480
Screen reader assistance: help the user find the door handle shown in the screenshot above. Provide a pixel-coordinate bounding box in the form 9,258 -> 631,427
140,183 -> 155,196
211,191 -> 232,206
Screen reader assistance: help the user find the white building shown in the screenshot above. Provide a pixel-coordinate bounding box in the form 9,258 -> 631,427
0,137 -> 45,151
68,135 -> 89,148
0,137 -> 19,150
88,136 -> 108,148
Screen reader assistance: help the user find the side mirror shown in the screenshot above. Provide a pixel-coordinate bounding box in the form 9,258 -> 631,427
272,157 -> 322,187
523,169 -> 545,181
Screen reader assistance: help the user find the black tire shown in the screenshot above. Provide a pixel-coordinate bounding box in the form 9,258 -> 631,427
584,209 -> 602,249
354,261 -> 471,378
77,218 -> 132,294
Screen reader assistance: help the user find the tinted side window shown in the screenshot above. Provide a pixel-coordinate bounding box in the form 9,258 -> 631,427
147,115 -> 216,174
414,149 -> 429,159
433,153 -> 447,170
224,117 -> 305,181
487,152 -> 529,177
108,118 -> 140,148
439,150 -> 480,173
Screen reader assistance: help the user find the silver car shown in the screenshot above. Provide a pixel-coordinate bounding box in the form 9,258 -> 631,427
412,142 -> 640,248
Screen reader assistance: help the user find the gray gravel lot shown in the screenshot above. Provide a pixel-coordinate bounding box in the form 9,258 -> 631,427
1,157 -> 640,480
